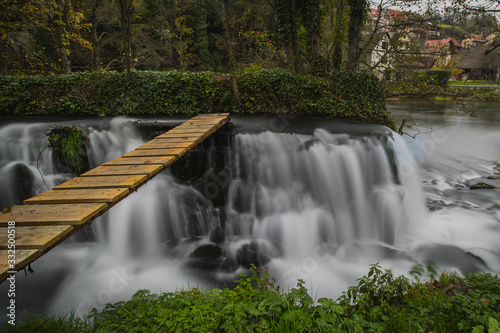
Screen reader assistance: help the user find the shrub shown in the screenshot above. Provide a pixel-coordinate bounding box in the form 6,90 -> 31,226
425,69 -> 452,88
0,70 -> 395,129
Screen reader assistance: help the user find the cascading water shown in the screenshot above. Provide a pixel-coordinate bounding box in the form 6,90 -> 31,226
226,130 -> 424,249
0,118 -> 148,210
1,112 -> 499,320
216,128 -> 431,297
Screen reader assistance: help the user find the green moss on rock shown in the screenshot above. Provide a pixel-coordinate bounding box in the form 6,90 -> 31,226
48,125 -> 90,175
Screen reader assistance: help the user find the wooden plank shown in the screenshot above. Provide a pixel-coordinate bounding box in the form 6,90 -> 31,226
190,118 -> 228,123
136,140 -> 199,150
167,128 -> 216,134
194,113 -> 230,117
154,132 -> 203,139
0,249 -> 40,281
122,148 -> 186,158
175,124 -> 216,129
171,128 -> 215,134
186,116 -> 227,122
0,225 -> 74,250
0,203 -> 107,227
53,175 -> 148,190
175,121 -> 215,125
142,136 -> 200,143
81,165 -> 163,177
103,155 -> 178,167
24,188 -> 130,205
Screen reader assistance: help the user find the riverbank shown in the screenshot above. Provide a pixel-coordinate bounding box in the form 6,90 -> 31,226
2,265 -> 499,332
0,69 -> 395,129
386,80 -> 500,102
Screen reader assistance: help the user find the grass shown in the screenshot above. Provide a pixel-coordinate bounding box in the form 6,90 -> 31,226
2,263 -> 500,333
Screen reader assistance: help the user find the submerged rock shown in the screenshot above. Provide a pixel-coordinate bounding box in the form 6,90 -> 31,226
9,163 -> 34,204
209,225 -> 225,244
414,244 -> 489,273
236,242 -> 271,268
191,244 -> 225,258
188,244 -> 226,270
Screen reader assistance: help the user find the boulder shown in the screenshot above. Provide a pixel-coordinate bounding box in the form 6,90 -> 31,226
9,163 -> 34,204
236,243 -> 271,268
188,244 -> 226,270
191,244 -> 225,258
209,225 -> 225,244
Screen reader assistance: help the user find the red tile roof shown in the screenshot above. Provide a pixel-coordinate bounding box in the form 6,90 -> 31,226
387,9 -> 406,22
426,38 -> 461,52
370,8 -> 406,22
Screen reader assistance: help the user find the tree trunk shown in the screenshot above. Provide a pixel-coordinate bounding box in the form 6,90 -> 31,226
285,42 -> 294,72
56,0 -> 71,74
308,0 -> 321,72
290,1 -> 300,73
332,0 -> 346,70
219,0 -> 242,106
346,0 -> 367,71
291,17 -> 300,73
59,30 -> 71,74
194,0 -> 214,69
119,0 -> 133,73
90,0 -> 102,71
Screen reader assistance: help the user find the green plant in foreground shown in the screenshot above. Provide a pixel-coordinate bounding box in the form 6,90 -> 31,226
2,264 -> 500,332
472,317 -> 500,333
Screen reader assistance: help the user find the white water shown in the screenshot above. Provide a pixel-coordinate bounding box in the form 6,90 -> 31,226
0,109 -> 499,320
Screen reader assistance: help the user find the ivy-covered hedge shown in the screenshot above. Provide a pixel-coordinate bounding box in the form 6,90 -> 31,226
0,69 -> 394,128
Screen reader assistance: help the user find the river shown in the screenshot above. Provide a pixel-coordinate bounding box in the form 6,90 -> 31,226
0,101 -> 499,321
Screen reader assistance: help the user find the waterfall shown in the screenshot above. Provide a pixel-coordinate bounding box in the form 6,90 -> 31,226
225,130 -> 426,253
1,115 -> 497,319
0,118 -> 146,210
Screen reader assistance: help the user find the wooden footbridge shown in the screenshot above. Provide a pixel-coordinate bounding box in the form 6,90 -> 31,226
0,113 -> 230,282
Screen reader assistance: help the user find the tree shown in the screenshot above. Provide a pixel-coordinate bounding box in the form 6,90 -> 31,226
193,0 -> 214,69
346,0 -> 368,70
0,0 -> 93,74
173,0 -> 195,71
52,0 -> 73,74
0,0 -> 43,73
219,0 -> 241,105
298,0 -> 323,73
118,0 -> 133,72
329,0 -> 349,70
88,0 -> 104,70
452,0 -> 500,13
269,0 -> 301,72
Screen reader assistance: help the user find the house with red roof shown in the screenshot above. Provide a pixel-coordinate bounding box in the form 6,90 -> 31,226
367,7 -> 432,78
426,38 -> 461,53
425,38 -> 461,69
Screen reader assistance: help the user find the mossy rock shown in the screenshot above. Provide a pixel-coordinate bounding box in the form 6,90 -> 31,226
469,182 -> 496,190
48,125 -> 90,175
